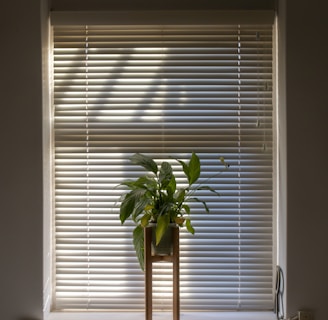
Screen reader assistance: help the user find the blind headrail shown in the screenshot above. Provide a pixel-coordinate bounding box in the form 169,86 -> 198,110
50,10 -> 275,26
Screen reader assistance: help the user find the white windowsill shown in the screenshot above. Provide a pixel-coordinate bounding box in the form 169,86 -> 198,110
47,311 -> 276,320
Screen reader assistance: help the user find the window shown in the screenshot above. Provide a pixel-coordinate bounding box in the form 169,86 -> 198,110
50,12 -> 275,316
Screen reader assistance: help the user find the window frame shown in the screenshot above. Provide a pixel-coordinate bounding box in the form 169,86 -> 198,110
47,8 -> 276,319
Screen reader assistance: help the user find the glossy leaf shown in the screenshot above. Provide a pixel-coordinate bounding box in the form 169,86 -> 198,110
188,152 -> 201,185
130,153 -> 158,174
119,192 -> 137,223
133,225 -> 145,271
166,174 -> 176,196
182,204 -> 190,215
197,185 -> 221,196
185,219 -> 195,234
140,213 -> 151,227
159,161 -> 173,188
156,214 -> 170,245
120,188 -> 147,223
175,189 -> 186,203
176,158 -> 190,182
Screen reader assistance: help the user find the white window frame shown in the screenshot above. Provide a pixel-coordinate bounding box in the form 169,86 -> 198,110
43,9 -> 278,320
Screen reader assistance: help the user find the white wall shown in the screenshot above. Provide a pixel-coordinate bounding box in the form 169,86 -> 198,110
0,0 -> 44,319
0,0 -> 327,319
283,0 -> 328,319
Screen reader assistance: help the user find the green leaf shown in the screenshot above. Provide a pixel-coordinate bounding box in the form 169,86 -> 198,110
131,196 -> 151,222
190,197 -> 210,213
156,214 -> 170,245
119,192 -> 137,223
176,159 -> 190,182
120,188 -> 147,223
159,161 -> 173,188
130,153 -> 158,174
158,201 -> 173,217
188,152 -> 201,185
140,213 -> 151,227
166,174 -> 176,196
175,189 -> 186,203
196,185 -> 220,196
120,176 -> 156,193
133,225 -> 145,271
182,204 -> 190,215
185,219 -> 195,234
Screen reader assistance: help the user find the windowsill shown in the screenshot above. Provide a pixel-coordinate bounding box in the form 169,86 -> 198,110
47,311 -> 276,320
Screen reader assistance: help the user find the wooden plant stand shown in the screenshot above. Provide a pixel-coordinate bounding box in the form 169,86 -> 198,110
144,226 -> 180,320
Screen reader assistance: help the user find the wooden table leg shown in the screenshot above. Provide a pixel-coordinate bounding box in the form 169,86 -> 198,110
173,227 -> 180,320
144,226 -> 179,320
145,227 -> 152,320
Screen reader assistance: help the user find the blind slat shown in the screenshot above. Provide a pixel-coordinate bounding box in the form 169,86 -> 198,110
52,24 -> 274,312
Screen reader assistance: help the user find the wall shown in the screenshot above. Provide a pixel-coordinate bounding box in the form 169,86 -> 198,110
0,0 -> 327,319
0,0 -> 44,319
283,0 -> 328,319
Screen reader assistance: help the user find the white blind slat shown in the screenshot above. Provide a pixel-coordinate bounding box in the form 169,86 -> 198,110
52,24 -> 274,312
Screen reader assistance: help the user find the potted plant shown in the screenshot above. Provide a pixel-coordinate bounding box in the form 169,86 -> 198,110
119,152 -> 228,270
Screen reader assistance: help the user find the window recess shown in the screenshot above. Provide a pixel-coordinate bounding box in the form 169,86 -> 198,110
51,18 -> 275,313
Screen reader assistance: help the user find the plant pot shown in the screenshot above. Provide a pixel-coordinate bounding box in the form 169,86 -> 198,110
150,223 -> 176,256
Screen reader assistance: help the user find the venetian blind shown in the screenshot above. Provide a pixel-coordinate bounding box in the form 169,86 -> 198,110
53,23 -> 274,311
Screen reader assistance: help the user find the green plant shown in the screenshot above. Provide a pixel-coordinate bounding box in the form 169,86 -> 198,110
119,152 -> 228,270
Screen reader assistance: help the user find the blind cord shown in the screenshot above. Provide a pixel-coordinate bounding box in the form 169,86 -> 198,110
275,265 -> 285,320
275,266 -> 302,320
